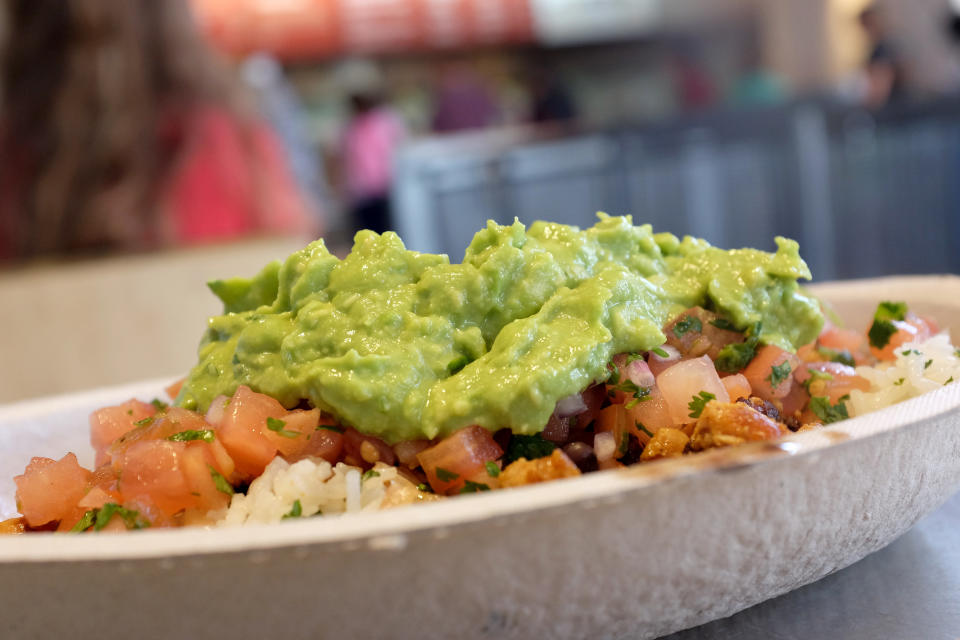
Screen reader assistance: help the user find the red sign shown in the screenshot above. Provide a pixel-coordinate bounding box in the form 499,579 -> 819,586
192,0 -> 533,60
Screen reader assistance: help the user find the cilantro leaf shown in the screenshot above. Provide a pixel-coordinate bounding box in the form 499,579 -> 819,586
634,421 -> 654,438
485,461 -> 500,478
316,424 -> 345,433
688,391 -> 716,419
766,361 -> 792,389
460,480 -> 492,494
672,315 -> 703,338
434,467 -> 459,482
868,301 -> 908,349
625,353 -> 645,365
167,429 -> 215,443
803,369 -> 834,393
133,416 -> 154,427
816,346 -> 855,367
809,396 -> 849,424
150,398 -> 169,411
95,503 -> 148,531
503,433 -> 556,465
894,378 -> 905,386
208,465 -> 235,495
70,509 -> 97,533
266,416 -> 300,438
709,317 -> 739,331
416,482 -> 434,493
714,322 -> 762,374
650,347 -> 670,358
362,469 -> 380,481
283,500 -> 303,519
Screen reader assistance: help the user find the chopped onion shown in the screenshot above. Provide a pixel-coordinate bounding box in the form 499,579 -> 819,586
594,432 -> 616,462
555,393 -> 587,417
624,358 -> 655,388
393,440 -> 430,468
204,395 -> 228,427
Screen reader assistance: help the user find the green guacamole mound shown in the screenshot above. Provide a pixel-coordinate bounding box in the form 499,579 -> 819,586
176,214 -> 822,444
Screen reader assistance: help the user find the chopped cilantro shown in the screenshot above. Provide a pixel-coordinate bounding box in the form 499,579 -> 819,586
150,398 -> 169,411
809,396 -> 849,424
485,461 -> 500,478
924,359 -> 933,370
710,317 -> 739,331
634,421 -> 654,438
167,429 -> 215,443
316,424 -> 345,433
70,509 -> 97,533
434,467 -> 459,482
817,346 -> 855,367
95,503 -> 147,531
946,377 -> 955,385
766,361 -> 793,389
803,369 -> 834,393
133,416 -> 154,427
672,315 -> 703,338
283,500 -> 303,519
460,481 -> 491,494
617,434 -> 629,457
503,433 -> 556,465
362,469 -> 380,482
447,355 -> 469,375
650,346 -> 670,359
715,323 -> 761,373
608,377 -> 651,409
625,353 -> 645,364
688,391 -> 716,419
868,301 -> 907,349
902,349 -> 921,357
208,465 -> 235,495
266,416 -> 299,438
126,409 -> 133,416
893,378 -> 905,386
416,483 -> 434,493
605,361 -> 621,385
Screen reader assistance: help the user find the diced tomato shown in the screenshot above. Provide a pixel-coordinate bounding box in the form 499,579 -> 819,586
664,307 -> 745,360
596,404 -> 632,454
78,486 -> 117,510
267,409 -> 320,457
657,355 -> 730,425
779,380 -> 810,418
417,426 -> 503,495
116,440 -> 194,517
819,325 -> 866,356
89,400 -> 156,466
743,345 -> 799,402
216,386 -> 288,478
179,443 -> 233,513
721,373 -> 752,401
870,312 -> 935,361
14,453 -> 92,527
625,384 -> 674,442
165,378 -> 185,400
343,428 -> 396,468
795,362 -> 871,405
288,426 -> 345,465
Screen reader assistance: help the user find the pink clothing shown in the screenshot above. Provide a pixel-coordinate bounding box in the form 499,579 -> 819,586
342,108 -> 405,203
165,107 -> 313,244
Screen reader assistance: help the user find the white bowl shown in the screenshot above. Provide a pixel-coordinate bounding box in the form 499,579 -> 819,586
2,276 -> 959,640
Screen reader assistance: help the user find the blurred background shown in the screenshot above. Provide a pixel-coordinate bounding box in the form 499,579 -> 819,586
4,0 -> 960,399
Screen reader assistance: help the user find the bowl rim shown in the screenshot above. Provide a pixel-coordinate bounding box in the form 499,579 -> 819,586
1,372 -> 957,564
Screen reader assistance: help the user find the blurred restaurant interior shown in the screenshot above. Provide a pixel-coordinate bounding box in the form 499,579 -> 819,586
3,0 -> 960,397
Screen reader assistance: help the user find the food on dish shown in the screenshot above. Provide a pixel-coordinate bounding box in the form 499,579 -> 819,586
6,217 -> 958,533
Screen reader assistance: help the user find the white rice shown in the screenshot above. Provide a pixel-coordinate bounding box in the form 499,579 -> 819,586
217,457 -> 427,526
848,332 -> 960,417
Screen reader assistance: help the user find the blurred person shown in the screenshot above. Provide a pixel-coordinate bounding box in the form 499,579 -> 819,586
729,41 -> 787,107
341,86 -> 406,234
242,53 -> 330,229
0,0 -> 316,262
858,4 -> 906,108
432,61 -> 498,133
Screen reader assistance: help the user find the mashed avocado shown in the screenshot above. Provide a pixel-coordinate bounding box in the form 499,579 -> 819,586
177,215 -> 822,443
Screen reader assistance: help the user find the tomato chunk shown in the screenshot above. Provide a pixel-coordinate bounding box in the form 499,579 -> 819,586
743,345 -> 799,402
15,453 -> 92,527
90,400 -> 156,466
417,426 -> 503,495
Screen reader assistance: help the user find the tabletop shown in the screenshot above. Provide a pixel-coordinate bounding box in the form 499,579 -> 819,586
663,490 -> 960,640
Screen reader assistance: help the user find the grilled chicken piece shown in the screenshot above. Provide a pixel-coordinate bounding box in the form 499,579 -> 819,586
500,450 -> 581,488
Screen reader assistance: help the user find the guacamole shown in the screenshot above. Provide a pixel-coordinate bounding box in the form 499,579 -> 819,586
176,215 -> 822,443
